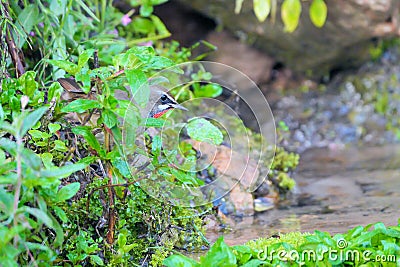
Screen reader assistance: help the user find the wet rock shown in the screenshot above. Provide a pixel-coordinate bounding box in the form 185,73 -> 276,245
177,0 -> 400,76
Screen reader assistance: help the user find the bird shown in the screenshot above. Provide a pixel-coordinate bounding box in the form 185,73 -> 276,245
57,78 -> 187,120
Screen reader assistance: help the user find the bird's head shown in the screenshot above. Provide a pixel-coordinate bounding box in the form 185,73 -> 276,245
147,89 -> 187,118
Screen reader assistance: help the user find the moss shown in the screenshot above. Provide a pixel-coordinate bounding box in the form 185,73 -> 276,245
246,231 -> 311,250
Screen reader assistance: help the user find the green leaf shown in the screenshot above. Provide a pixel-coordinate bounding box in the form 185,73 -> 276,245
0,104 -> 4,122
125,69 -> 149,107
20,106 -> 48,137
253,0 -> 271,22
241,259 -> 267,267
53,206 -> 68,223
17,207 -> 54,229
47,59 -> 79,75
163,254 -> 198,267
53,140 -> 68,152
200,236 -> 236,266
186,118 -> 223,145
41,152 -> 54,169
150,15 -> 170,36
90,255 -> 104,266
194,84 -> 223,98
111,158 -> 131,178
102,109 -> 118,128
56,182 -> 80,202
143,117 -> 166,127
41,163 -> 87,179
281,0 -> 302,32
72,126 -> 104,157
61,99 -> 101,113
48,81 -> 64,101
48,123 -> 61,134
16,4 -> 39,47
76,0 -> 100,22
235,0 -> 245,14
309,0 -> 327,27
17,71 -> 38,98
140,4 -> 154,17
77,49 -> 95,70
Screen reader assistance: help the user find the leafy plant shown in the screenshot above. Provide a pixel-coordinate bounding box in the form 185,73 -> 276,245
165,221 -> 400,266
235,0 -> 328,32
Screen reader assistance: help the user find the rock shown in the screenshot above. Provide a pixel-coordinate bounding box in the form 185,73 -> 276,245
177,0 -> 400,76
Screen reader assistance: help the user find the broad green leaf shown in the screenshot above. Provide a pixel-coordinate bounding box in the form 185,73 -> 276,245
163,254 -> 198,267
0,187 -> 14,216
21,147 -> 44,170
281,0 -> 302,32
72,126 -> 104,157
125,69 -> 149,107
200,237 -> 236,266
253,0 -> 271,22
47,59 -> 78,75
17,207 -> 54,229
0,148 -> 5,164
56,182 -> 80,202
111,158 -> 131,178
102,109 -> 118,128
61,99 -> 101,113
20,106 -> 48,137
186,118 -> 223,145
309,0 -> 327,27
241,259 -> 267,267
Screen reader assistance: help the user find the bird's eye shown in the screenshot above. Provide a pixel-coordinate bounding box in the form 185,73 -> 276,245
160,94 -> 168,101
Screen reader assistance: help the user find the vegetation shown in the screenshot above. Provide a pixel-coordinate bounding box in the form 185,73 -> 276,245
236,0 -> 327,32
165,221 -> 400,266
0,0 -> 300,265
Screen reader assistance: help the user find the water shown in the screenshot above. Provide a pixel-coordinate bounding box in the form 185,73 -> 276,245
206,145 -> 400,246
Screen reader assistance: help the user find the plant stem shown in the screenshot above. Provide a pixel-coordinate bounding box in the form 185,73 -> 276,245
13,131 -> 22,247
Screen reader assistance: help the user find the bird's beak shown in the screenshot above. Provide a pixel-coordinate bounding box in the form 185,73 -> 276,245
173,104 -> 188,111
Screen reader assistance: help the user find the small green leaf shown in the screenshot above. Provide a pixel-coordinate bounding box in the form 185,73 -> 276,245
186,118 -> 223,145
53,206 -> 68,223
90,255 -> 104,266
16,4 -> 39,47
140,4 -> 153,17
48,123 -> 61,134
253,0 -> 271,22
309,0 -> 327,27
61,99 -> 101,113
17,71 -> 38,98
41,152 -> 54,169
56,182 -> 80,202
21,106 -> 48,137
281,0 -> 302,32
53,140 -> 68,152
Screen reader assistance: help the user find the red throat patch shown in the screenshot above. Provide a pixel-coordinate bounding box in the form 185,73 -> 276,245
153,109 -> 170,118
